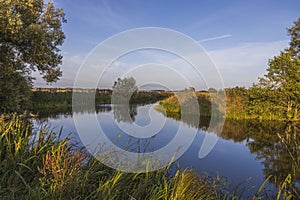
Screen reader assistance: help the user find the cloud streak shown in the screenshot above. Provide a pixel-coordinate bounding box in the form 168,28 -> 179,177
199,34 -> 232,43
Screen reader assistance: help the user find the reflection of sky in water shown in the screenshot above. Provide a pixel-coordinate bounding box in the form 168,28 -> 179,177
34,104 -> 277,197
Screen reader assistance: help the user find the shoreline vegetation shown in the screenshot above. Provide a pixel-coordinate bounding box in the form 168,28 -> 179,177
158,87 -> 300,122
31,87 -> 299,122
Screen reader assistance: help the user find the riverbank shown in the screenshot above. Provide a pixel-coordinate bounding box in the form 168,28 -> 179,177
158,88 -> 300,122
31,87 -> 299,121
0,114 -> 223,199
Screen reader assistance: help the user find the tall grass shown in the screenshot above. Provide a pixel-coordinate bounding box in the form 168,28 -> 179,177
158,91 -> 213,116
274,128 -> 300,200
0,115 -> 222,199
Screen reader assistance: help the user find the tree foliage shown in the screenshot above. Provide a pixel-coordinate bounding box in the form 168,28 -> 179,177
0,0 -> 66,112
250,18 -> 300,120
287,17 -> 300,58
225,87 -> 250,119
112,77 -> 138,104
0,68 -> 31,113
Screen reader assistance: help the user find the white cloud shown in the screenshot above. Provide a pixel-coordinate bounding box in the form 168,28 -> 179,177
207,40 -> 288,87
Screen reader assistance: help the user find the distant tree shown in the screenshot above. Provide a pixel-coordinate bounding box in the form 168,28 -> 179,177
250,18 -> 300,120
112,77 -> 137,104
189,87 -> 196,92
208,88 -> 217,93
0,0 -> 66,112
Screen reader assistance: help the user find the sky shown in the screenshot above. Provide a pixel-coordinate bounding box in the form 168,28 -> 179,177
34,0 -> 300,89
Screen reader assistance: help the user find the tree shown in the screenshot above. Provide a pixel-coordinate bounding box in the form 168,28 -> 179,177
0,68 -> 31,113
112,77 -> 138,104
207,88 -> 217,93
249,18 -> 300,120
225,87 -> 250,119
0,0 -> 66,112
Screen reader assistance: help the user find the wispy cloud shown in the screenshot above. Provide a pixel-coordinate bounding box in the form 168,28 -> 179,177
33,39 -> 289,89
208,40 -> 288,87
198,34 -> 232,43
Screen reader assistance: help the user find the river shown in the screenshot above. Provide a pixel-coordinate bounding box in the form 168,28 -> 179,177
33,103 -> 300,198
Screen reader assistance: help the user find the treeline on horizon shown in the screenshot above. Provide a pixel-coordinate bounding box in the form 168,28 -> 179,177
31,87 -> 173,109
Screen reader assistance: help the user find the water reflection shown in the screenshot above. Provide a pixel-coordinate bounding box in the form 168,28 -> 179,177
112,104 -> 137,123
34,104 -> 112,120
165,111 -> 300,195
245,122 -> 300,191
34,103 -> 300,196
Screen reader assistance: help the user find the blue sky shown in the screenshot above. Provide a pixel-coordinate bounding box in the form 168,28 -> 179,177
34,0 -> 300,89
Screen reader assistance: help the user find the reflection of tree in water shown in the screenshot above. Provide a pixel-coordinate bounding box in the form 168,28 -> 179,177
160,109 -> 224,132
113,104 -> 137,123
223,120 -> 300,195
219,120 -> 300,194
164,112 -> 211,130
163,112 -> 300,195
34,105 -> 112,121
96,105 -> 112,113
221,119 -> 250,142
246,122 -> 300,193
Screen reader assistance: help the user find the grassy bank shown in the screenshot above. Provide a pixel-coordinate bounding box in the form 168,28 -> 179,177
158,88 -> 300,121
157,91 -> 213,116
0,115 -> 224,199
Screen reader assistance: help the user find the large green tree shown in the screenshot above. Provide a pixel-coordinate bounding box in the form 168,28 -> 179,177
250,18 -> 300,120
0,0 -> 66,112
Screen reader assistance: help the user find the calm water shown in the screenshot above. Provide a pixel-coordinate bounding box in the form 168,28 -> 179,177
34,103 -> 300,198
